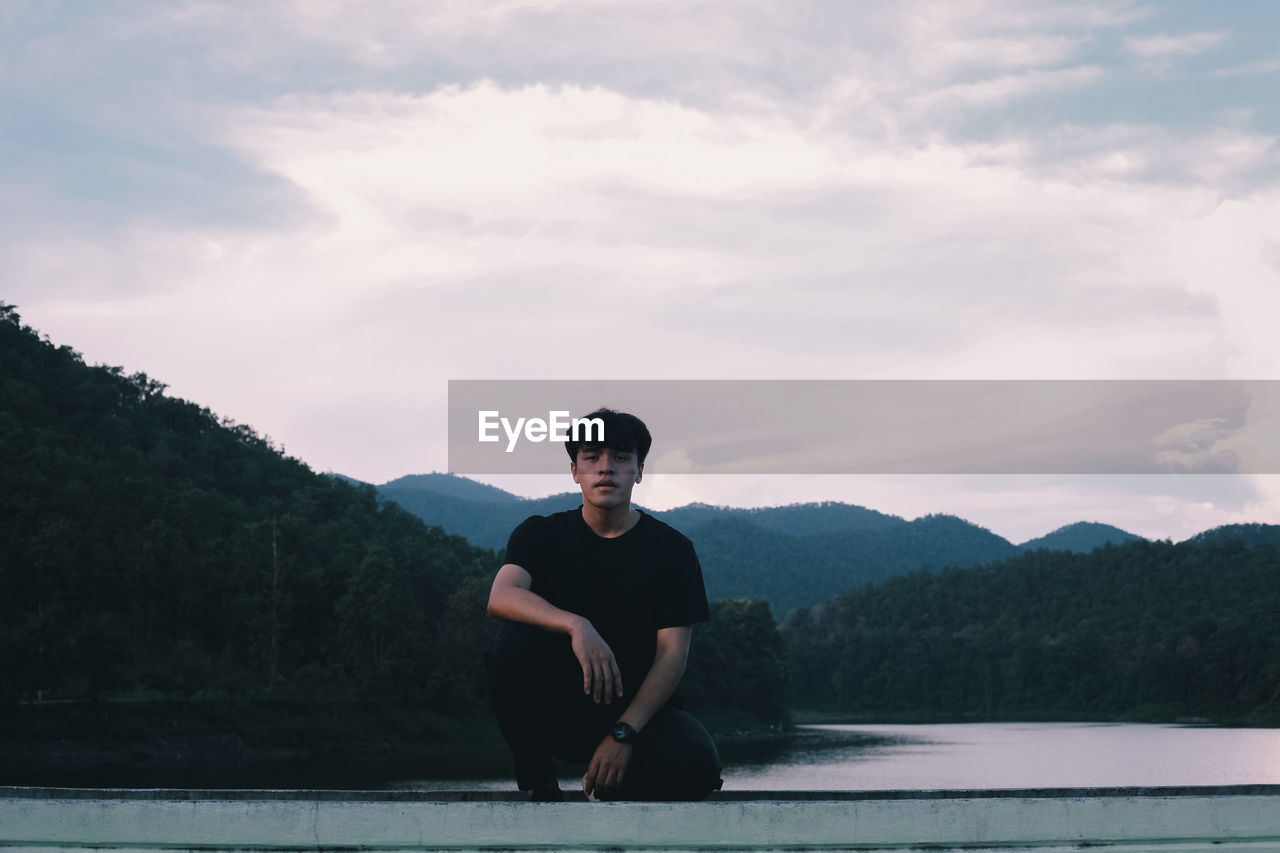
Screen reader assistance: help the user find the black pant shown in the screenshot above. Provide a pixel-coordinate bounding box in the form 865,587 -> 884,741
487,621 -> 722,800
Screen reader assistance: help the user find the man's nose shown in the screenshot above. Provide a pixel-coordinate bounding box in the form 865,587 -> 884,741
599,453 -> 616,471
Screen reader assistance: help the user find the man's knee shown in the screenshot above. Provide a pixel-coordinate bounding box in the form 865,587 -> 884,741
669,717 -> 722,800
488,621 -> 580,695
488,621 -> 536,673
628,708 -> 722,801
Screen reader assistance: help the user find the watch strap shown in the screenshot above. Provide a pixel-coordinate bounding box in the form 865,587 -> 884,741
610,721 -> 638,744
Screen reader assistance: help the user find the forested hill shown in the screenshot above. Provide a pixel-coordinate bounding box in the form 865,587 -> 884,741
0,303 -> 496,711
673,512 -> 1021,618
370,474 -> 1146,617
1188,523 -> 1280,549
1020,521 -> 1142,552
782,537 -> 1280,724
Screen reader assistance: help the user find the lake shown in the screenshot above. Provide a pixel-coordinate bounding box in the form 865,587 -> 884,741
396,722 -> 1280,792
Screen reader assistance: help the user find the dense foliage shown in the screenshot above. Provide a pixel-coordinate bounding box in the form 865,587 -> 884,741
684,599 -> 791,724
0,303 -> 495,708
782,539 -> 1280,722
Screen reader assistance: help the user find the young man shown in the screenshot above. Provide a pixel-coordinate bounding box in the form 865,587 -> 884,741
486,408 -> 722,801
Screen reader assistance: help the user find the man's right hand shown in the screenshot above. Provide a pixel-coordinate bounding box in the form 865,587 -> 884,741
570,618 -> 624,703
488,565 -> 624,703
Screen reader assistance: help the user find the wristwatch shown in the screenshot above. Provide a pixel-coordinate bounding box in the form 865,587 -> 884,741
609,721 -> 638,744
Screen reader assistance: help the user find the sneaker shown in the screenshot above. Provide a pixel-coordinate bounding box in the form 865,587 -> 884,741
527,784 -> 564,802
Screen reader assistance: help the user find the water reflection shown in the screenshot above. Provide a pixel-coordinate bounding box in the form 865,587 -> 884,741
396,722 -> 1280,793
717,726 -> 907,769
724,722 -> 1280,791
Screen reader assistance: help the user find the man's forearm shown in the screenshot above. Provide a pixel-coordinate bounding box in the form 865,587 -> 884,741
488,582 -> 583,635
616,648 -> 686,733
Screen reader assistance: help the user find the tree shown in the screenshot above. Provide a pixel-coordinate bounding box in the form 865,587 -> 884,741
684,598 -> 791,724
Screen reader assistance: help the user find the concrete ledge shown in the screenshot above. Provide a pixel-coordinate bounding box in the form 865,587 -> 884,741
4,786 -> 1280,851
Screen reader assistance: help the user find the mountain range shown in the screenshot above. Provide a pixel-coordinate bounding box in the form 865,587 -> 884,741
360,472 -> 1271,618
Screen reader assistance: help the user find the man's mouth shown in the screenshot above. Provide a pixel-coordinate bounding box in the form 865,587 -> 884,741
596,481 -> 617,488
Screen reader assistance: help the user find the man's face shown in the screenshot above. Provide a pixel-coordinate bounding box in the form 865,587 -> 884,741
571,445 -> 643,510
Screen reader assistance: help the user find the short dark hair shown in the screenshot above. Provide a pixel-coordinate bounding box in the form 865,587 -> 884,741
564,408 -> 652,467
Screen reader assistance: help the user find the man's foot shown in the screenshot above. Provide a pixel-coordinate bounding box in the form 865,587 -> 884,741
525,778 -> 563,802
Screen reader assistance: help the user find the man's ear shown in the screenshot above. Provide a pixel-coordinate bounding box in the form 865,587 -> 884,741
570,459 -> 581,483
636,463 -> 643,483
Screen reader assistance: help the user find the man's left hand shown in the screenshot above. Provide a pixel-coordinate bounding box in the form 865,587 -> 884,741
583,735 -> 633,799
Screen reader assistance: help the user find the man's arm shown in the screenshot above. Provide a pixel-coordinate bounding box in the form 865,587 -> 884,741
582,625 -> 691,798
487,563 -> 624,703
617,625 -> 690,732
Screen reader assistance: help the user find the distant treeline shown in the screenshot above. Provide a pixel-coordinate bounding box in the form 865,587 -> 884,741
782,538 -> 1280,723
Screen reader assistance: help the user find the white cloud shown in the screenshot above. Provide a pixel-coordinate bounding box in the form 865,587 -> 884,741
997,121 -> 1278,195
1212,56 -> 1280,78
7,0 -> 1279,539
1152,418 -> 1235,473
1168,196 -> 1280,378
909,65 -> 1104,111
13,78 -> 1266,452
907,29 -> 1088,78
1124,31 -> 1226,59
226,84 -> 843,219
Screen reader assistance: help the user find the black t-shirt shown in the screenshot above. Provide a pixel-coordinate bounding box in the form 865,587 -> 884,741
504,507 -> 710,684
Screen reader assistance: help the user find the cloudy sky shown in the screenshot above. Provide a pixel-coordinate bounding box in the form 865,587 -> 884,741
5,0 -> 1279,543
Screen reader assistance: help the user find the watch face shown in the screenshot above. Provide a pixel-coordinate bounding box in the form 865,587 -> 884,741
611,723 -> 636,743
